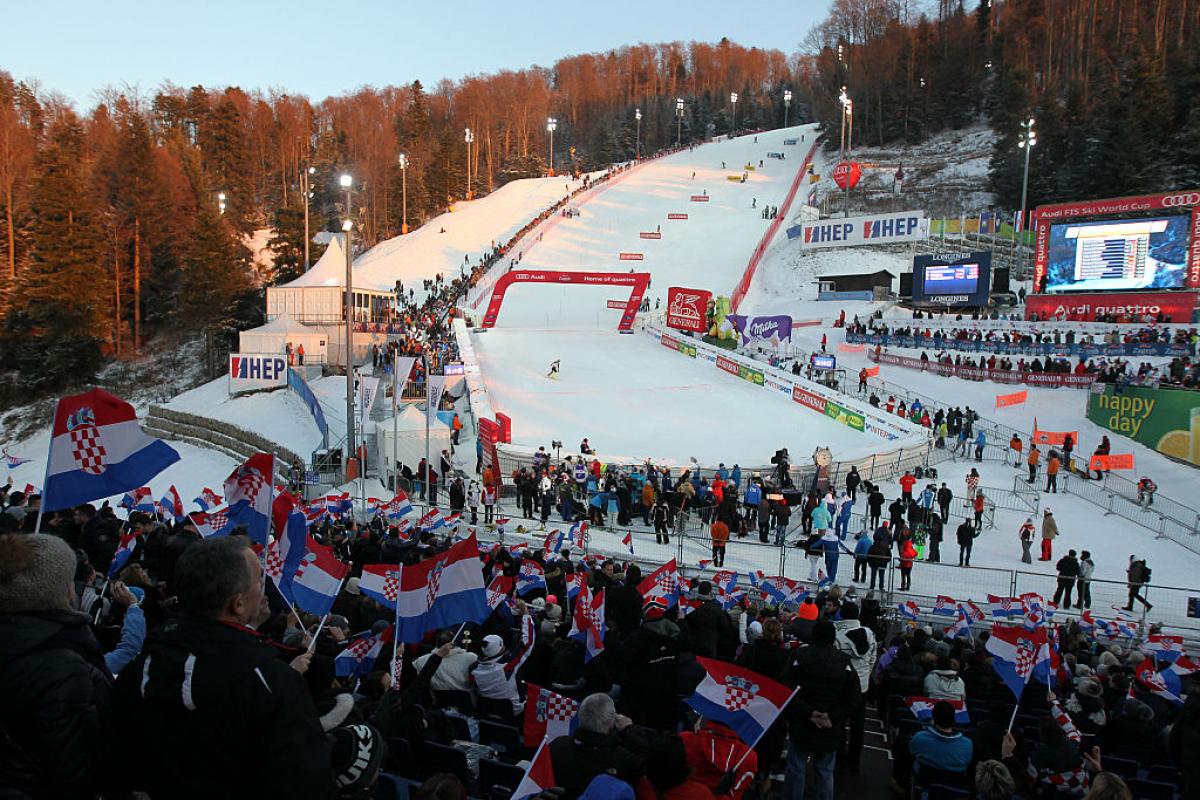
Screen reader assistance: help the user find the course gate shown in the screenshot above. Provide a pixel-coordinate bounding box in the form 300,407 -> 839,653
479,270 -> 651,331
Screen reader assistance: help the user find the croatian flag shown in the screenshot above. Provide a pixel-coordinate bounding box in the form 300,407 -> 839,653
119,487 -> 151,510
291,537 -> 350,616
487,574 -> 515,611
189,508 -> 235,538
986,623 -> 1049,699
564,573 -> 585,602
932,595 -> 958,616
1142,635 -> 1187,663
159,485 -> 185,521
904,696 -> 969,724
946,607 -> 973,639
513,737 -> 556,800
382,492 -> 413,519
319,493 -> 354,517
2,448 -> 31,469
638,559 -> 680,611
223,453 -> 275,545
517,560 -> 548,596
544,529 -> 566,554
697,559 -> 714,570
986,594 -> 1024,620
569,521 -> 588,549
193,487 -> 221,511
444,512 -> 462,529
713,570 -> 739,596
107,530 -> 139,577
569,583 -> 605,662
960,600 -> 985,623
898,600 -> 921,621
419,508 -> 444,530
334,626 -> 394,678
359,564 -> 401,608
270,505 -> 309,600
523,683 -> 579,749
622,532 -> 635,555
42,388 -> 180,513
1019,592 -> 1050,628
684,657 -> 796,745
1136,656 -> 1196,705
392,533 -> 488,643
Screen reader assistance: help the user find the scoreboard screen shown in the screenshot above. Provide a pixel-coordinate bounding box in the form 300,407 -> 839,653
1045,215 -> 1189,292
911,251 -> 993,306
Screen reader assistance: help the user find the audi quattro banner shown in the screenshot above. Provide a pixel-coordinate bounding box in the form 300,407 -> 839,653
799,210 -> 928,249
1024,290 -> 1197,323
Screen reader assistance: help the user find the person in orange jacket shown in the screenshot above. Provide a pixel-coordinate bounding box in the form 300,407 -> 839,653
1008,434 -> 1023,466
1026,444 -> 1040,484
899,470 -> 917,502
1045,453 -> 1060,493
710,518 -> 730,568
451,412 -> 463,445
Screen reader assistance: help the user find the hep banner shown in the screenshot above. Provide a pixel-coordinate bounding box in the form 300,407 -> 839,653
799,211 -> 928,249
995,390 -> 1028,408
1087,384 -> 1200,465
666,287 -> 711,332
1089,453 -> 1134,471
229,354 -> 288,394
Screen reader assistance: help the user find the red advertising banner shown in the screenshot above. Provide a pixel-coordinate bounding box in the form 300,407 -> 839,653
1024,291 -> 1197,322
868,350 -> 1097,389
690,195 -> 710,202
495,412 -> 512,444
482,270 -> 651,332
792,319 -> 822,328
478,417 -> 500,479
639,232 -> 662,239
606,300 -> 627,309
1031,190 -> 1200,291
995,390 -> 1028,408
863,365 -> 880,377
1089,453 -> 1134,471
792,385 -> 828,413
838,342 -> 866,353
715,355 -> 740,377
1032,422 -> 1077,447
667,213 -> 689,220
665,286 -> 711,332
618,252 -> 644,261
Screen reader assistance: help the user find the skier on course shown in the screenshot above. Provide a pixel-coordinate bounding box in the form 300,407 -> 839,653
547,359 -> 560,379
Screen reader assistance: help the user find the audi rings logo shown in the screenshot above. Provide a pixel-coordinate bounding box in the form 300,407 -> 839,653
1162,192 -> 1200,207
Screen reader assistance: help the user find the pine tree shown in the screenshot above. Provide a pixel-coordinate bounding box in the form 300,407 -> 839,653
176,202 -> 251,333
199,90 -> 254,234
268,201 -> 324,283
4,112 -> 108,389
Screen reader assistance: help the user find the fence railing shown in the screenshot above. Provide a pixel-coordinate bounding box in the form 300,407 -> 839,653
1061,474 -> 1200,557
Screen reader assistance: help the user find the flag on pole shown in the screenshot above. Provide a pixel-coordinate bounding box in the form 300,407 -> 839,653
290,537 -> 350,616
569,583 -> 605,662
568,521 -> 588,549
419,507 -> 445,530
898,600 -> 922,621
334,626 -> 394,677
512,737 -> 556,800
193,487 -> 221,511
487,574 -> 515,612
564,573 -> 585,602
188,509 -> 235,538
638,559 -> 680,611
223,453 -> 275,545
2,448 -> 31,469
107,530 -> 139,577
1142,635 -> 1187,663
523,683 -> 579,749
392,533 -> 488,642
426,374 -> 464,421
683,657 -> 795,745
904,697 -> 969,724
932,595 -> 958,616
621,531 -> 635,555
159,485 -> 185,521
946,607 -> 973,639
119,487 -> 154,512
359,564 -> 402,608
985,624 -> 1049,700
42,388 -> 180,512
516,560 -> 548,596
985,594 -> 1023,620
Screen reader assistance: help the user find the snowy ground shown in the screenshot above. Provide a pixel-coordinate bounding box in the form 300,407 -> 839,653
167,378 -> 323,458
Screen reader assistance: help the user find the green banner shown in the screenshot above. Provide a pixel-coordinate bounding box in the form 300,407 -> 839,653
824,399 -> 866,432
738,364 -> 764,385
1086,385 -> 1200,466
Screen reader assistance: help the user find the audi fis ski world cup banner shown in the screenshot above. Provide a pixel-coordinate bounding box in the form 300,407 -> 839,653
229,354 -> 288,394
912,251 -> 992,307
666,287 -> 711,332
1086,384 -> 1200,466
1031,190 -> 1200,293
799,210 -> 928,249
1024,290 -> 1197,323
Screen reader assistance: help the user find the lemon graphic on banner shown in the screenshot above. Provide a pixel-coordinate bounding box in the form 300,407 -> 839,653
1156,407 -> 1200,465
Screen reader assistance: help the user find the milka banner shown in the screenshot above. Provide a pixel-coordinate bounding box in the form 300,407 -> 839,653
727,315 -> 793,346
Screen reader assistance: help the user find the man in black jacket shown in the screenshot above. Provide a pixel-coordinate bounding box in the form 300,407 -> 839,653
549,693 -> 645,800
955,520 -> 976,567
619,606 -> 681,731
684,581 -> 736,659
782,619 -> 861,800
936,483 -> 953,523
112,536 -> 334,799
1052,550 -> 1080,608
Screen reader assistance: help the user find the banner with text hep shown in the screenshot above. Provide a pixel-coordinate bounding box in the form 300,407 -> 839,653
995,390 -> 1027,408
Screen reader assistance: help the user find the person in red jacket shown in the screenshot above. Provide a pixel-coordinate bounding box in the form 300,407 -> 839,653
899,471 -> 917,502
681,720 -> 758,800
636,735 -> 716,800
897,531 -> 917,591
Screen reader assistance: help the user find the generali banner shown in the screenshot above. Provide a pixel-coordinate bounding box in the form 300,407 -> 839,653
665,287 -> 711,332
1024,291 -> 1197,322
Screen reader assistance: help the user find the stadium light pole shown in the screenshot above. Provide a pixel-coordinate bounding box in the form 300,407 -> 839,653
546,117 -> 557,176
675,98 -> 685,146
301,167 -> 316,270
1017,117 -> 1037,284
340,173 -> 356,470
217,191 -> 227,215
783,89 -> 792,129
464,128 -> 474,200
838,86 -> 850,160
730,91 -> 739,135
398,154 -> 409,234
634,108 -> 642,159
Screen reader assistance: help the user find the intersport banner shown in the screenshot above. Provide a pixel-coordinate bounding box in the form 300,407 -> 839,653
845,330 -> 1193,359
666,287 -> 711,332
799,210 -> 928,249
1024,291 -> 1197,323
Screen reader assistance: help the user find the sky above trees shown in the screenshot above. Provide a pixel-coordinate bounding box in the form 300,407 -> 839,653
4,0 -> 832,106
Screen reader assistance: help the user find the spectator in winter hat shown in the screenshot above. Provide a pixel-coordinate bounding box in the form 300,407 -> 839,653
0,533 -> 116,798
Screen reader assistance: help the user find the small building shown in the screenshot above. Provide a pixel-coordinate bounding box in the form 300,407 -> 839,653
815,270 -> 895,301
265,234 -> 395,325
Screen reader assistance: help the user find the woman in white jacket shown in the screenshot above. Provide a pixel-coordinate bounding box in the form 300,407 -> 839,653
923,656 -> 966,703
467,480 -> 482,524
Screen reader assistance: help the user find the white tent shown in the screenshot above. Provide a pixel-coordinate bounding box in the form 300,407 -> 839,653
266,235 -> 395,324
375,403 -> 452,483
238,313 -> 330,362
